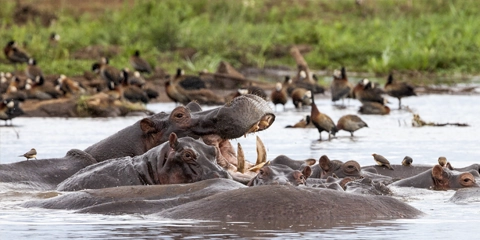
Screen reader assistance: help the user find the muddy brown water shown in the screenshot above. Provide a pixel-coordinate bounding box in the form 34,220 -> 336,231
1,94 -> 480,239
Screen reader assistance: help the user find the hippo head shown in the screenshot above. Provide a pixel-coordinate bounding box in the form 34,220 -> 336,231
319,155 -> 361,179
139,95 -> 275,167
432,165 -> 478,190
246,163 -> 311,186
85,94 -> 275,166
156,133 -> 231,185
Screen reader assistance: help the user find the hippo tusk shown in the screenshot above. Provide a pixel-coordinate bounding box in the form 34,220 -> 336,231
255,135 -> 266,166
248,160 -> 270,172
237,143 -> 245,174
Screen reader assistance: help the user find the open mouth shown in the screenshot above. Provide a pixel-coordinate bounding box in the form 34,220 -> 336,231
200,122 -> 271,182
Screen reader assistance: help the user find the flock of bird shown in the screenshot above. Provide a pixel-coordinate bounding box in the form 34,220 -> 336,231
1,37 -> 167,125
272,65 -> 417,141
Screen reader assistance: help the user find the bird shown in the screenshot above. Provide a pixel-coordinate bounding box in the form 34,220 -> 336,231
438,156 -> 454,170
19,148 -> 37,160
92,60 -> 124,87
358,101 -> 390,115
3,40 -> 30,68
25,58 -> 45,84
121,69 -> 149,104
310,92 -> 337,140
402,156 -> 413,166
336,114 -> 368,137
285,115 -> 311,128
330,67 -> 353,105
55,74 -> 86,97
129,50 -> 153,74
291,88 -> 311,108
384,73 -> 416,109
165,78 -> 190,105
0,99 -> 24,126
352,78 -> 386,104
3,76 -> 27,102
174,68 -> 206,90
49,32 -> 60,47
372,153 -> 394,170
270,82 -> 288,111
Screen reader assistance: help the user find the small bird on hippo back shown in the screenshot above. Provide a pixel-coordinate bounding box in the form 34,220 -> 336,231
372,153 -> 393,170
20,148 -> 37,160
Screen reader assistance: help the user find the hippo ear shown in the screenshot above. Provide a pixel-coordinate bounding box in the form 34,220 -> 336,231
302,166 -> 312,179
432,165 -> 445,181
140,118 -> 157,134
319,155 -> 331,171
304,158 -> 316,166
185,101 -> 203,112
169,133 -> 179,149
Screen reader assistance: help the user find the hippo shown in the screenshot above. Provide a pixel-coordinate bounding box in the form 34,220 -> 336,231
269,155 -> 316,171
362,164 -> 433,180
57,133 -> 230,191
449,188 -> 480,203
23,178 -> 423,223
310,155 -> 362,179
390,165 -> 479,190
0,149 -> 96,190
0,94 -> 275,189
246,163 -> 311,186
84,94 -> 275,163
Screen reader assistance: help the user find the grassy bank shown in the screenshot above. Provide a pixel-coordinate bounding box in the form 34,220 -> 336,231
1,0 -> 479,84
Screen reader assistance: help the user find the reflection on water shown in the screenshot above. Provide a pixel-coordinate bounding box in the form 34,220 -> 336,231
1,94 -> 480,238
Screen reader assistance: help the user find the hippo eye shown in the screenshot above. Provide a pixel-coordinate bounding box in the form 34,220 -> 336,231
182,150 -> 197,163
259,169 -> 264,175
175,113 -> 183,118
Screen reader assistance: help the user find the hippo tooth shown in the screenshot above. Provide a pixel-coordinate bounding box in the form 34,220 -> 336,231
236,143 -> 245,174
255,135 -> 266,166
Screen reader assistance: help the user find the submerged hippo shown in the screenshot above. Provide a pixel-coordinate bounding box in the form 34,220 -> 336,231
57,133 -> 230,191
246,163 -> 311,186
23,178 -> 423,223
362,164 -> 433,180
390,165 -> 479,190
310,155 -> 362,179
0,95 -> 275,190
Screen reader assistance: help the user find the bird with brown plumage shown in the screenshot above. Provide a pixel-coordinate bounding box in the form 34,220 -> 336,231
358,101 -> 390,115
285,115 -> 312,128
330,67 -> 353,105
270,82 -> 288,111
3,40 -> 30,69
129,50 -> 153,74
0,98 -> 24,126
384,73 -> 416,109
291,88 -> 311,109
352,79 -> 386,104
372,153 -> 393,170
310,92 -> 337,140
336,114 -> 368,137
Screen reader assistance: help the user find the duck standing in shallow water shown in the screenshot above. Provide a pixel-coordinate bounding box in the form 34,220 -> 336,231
336,114 -> 368,137
270,82 -> 288,111
384,73 -> 416,109
310,92 -> 337,140
330,67 -> 353,105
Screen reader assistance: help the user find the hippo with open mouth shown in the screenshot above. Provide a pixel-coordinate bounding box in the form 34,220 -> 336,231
0,94 -> 275,190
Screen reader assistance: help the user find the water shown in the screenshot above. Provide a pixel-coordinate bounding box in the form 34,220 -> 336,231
1,94 -> 480,239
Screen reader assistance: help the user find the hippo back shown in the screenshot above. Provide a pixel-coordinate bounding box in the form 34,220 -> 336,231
0,149 -> 96,190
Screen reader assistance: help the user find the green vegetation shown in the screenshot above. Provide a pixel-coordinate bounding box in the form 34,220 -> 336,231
1,0 -> 480,84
